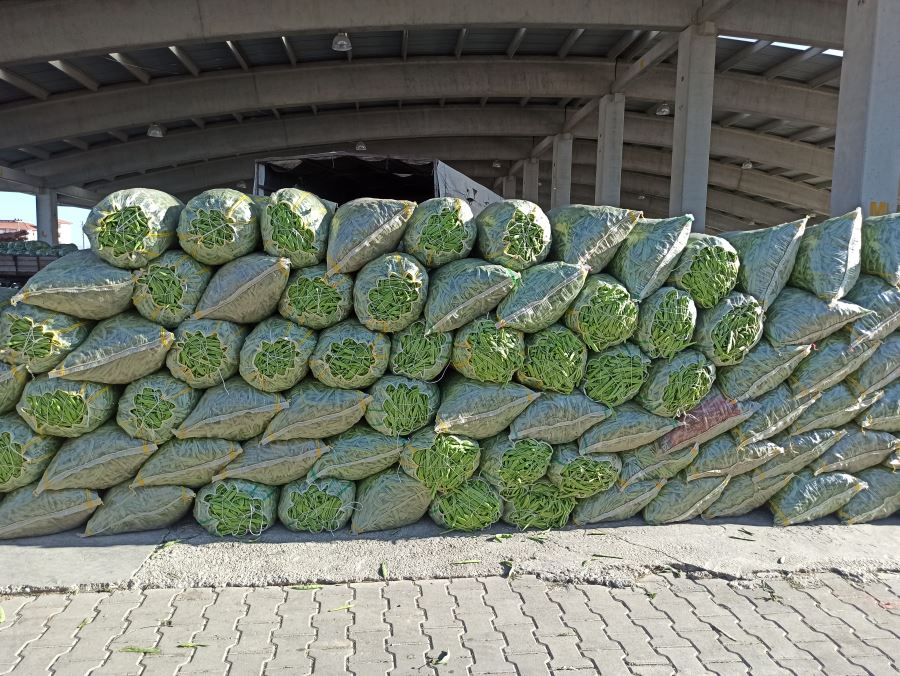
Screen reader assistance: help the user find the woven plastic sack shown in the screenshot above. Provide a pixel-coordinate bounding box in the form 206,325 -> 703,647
846,274 -> 900,345
479,434 -> 552,497
309,424 -> 403,481
764,288 -> 869,347
239,318 -> 317,393
731,385 -> 818,447
429,477 -> 502,531
791,383 -> 881,435
353,253 -> 429,333
262,380 -> 370,443
214,435 -> 326,485
789,333 -> 880,398
582,342 -> 650,407
578,402 -> 679,455
309,320 -> 390,389
327,198 -> 416,275
618,443 -> 699,488
400,429 -> 480,495
548,204 -> 640,272
475,199 -> 551,271
132,250 -> 213,328
84,188 -> 182,268
496,261 -> 588,333
608,215 -> 693,300
194,479 -> 278,537
634,287 -> 697,360
403,197 -> 476,268
0,413 -> 60,493
132,437 -> 241,488
12,250 -> 133,320
177,188 -> 260,265
686,437 -> 782,482
717,341 -> 812,402
351,468 -> 431,533
789,209 -> 862,302
262,188 -> 334,267
35,423 -> 156,493
693,292 -> 763,367
434,375 -> 539,439
279,264 -> 354,330
117,373 -> 201,444
846,332 -> 900,396
166,319 -> 247,389
769,470 -> 866,526
655,389 -> 757,454
667,234 -> 739,309
278,477 -> 355,533
722,217 -> 807,311
452,318 -> 524,385
0,304 -> 91,373
886,451 -> 900,470
17,377 -> 118,438
49,313 -> 174,384
564,274 -> 638,352
365,376 -> 440,436
84,483 -> 194,536
753,428 -> 846,482
0,288 -> 16,306
838,467 -> 900,524
389,320 -> 453,381
857,380 -> 900,432
861,213 -> 900,287
0,364 -> 30,418
702,472 -> 795,519
193,254 -> 290,324
0,484 -> 100,540
636,350 -> 715,418
424,258 -> 520,334
547,443 -> 621,499
501,479 -> 576,529
809,425 -> 900,475
572,479 -> 666,525
175,377 -> 288,441
510,392 -> 609,445
644,475 -> 729,525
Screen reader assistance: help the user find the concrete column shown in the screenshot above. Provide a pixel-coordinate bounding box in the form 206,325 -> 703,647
36,190 -> 58,244
831,0 -> 900,217
501,175 -> 516,199
551,132 -> 573,208
522,158 -> 539,202
594,93 -> 626,206
669,22 -> 716,232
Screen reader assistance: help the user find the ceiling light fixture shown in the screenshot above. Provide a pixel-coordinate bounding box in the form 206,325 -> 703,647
655,103 -> 672,116
637,194 -> 647,200
146,122 -> 166,138
355,140 -> 367,151
235,180 -> 248,189
741,160 -> 754,170
492,160 -> 502,168
332,32 -> 352,52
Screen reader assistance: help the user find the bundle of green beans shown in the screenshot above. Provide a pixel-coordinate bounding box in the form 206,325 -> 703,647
428,477 -> 502,531
279,265 -> 353,330
366,376 -> 440,436
194,479 -> 278,537
634,287 -> 697,360
132,251 -> 212,329
0,305 -> 91,374
117,373 -> 201,444
278,478 -> 355,533
637,349 -> 716,418
547,444 -> 622,499
411,204 -> 473,265
516,324 -> 587,393
177,331 -> 225,379
324,338 -> 375,382
401,430 -> 481,494
0,434 -> 22,485
582,342 -> 650,407
451,318 -> 524,384
501,479 -> 576,530
504,210 -> 547,264
564,274 -> 638,352
266,201 -> 316,257
480,436 -> 554,498
25,391 -> 88,431
694,292 -> 764,367
129,387 -> 175,431
253,339 -> 297,379
668,234 -> 739,309
140,265 -> 183,311
94,205 -> 150,257
6,317 -> 53,360
367,274 -> 420,322
389,320 -> 452,381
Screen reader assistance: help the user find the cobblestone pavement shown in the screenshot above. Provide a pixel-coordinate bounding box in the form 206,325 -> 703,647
1,572 -> 899,675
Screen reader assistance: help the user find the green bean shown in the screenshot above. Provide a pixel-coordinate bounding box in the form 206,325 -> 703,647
556,457 -> 619,499
26,391 -> 87,429
502,210 -> 545,263
642,289 -> 695,359
189,208 -> 236,249
503,481 -> 575,530
96,205 -> 150,255
391,320 -> 450,380
453,319 -> 524,384
0,433 -> 23,484
408,433 -> 480,494
418,207 -> 467,258
381,383 -> 431,436
429,477 -> 502,531
266,202 -> 317,254
129,387 -> 175,432
138,264 -> 184,311
286,277 -> 343,324
6,317 -> 53,359
325,338 -> 375,382
496,439 -> 553,498
582,344 -> 649,407
680,246 -> 739,309
661,363 -> 714,417
365,272 -> 421,323
710,304 -> 763,364
567,280 -> 638,351
177,331 -> 225,379
253,338 -> 298,378
518,326 -> 586,393
202,482 -> 270,537
285,484 -> 347,533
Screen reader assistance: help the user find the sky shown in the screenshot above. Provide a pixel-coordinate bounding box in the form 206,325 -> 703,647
0,191 -> 90,247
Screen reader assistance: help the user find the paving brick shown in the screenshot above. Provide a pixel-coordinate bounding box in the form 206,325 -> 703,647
677,629 -> 743,666
705,663 -> 749,676
581,648 -> 632,676
464,638 -> 516,674
633,617 -> 693,648
647,589 -> 711,633
722,642 -> 792,675
656,645 -> 712,674
612,588 -> 668,620
562,618 -> 620,653
481,577 -> 531,628
505,649 -> 550,676
796,641 -> 868,675
274,587 -> 318,638
775,657 -> 826,675
847,652 -> 900,676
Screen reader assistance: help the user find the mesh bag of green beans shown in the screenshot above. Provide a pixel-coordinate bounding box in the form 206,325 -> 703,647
790,383 -> 881,436
175,377 -> 288,441
327,198 -> 416,275
117,372 -> 201,444
564,274 -> 638,352
582,342 -> 650,407
578,402 -> 679,455
702,472 -> 794,519
861,213 -> 900,287
809,425 -> 900,475
654,390 -> 757,455
608,215 -> 693,301
132,437 -> 242,488
857,380 -> 900,432
730,384 -> 817,447
400,429 -> 480,494
263,379 -> 370,442
764,288 -> 869,347
685,437 -> 782,482
769,470 -> 866,526
83,483 -> 195,536
0,413 -> 60,493
166,319 -> 247,389
194,479 -> 278,537
193,254 -> 291,324
846,275 -> 900,345
752,428 -> 846,482
516,324 -> 587,394
546,443 -> 621,499
0,304 -> 90,374
790,333 -> 880,399
214,435 -> 326,485
261,188 -> 334,267
279,264 -> 354,330
496,262 -> 589,333
278,477 -> 355,533
634,287 -> 697,360
177,188 -> 260,265
0,485 -> 101,540
716,340 -> 812,402
50,313 -> 174,384
618,443 -> 699,488
510,392 -> 609,445
309,424 -> 403,481
693,292 -> 764,367
452,318 -> 525,384
789,208 -> 862,303
548,204 -> 640,272
636,350 -> 715,418
13,250 -> 134,320
239,318 -> 317,393
845,332 -> 900,397
479,434 -> 552,498
353,253 -> 429,333
429,477 -> 502,531
643,475 -> 730,525
434,375 -> 539,439
84,188 -> 182,268
425,259 -> 521,334
0,287 -> 16,306
501,479 -> 575,529
666,234 -> 739,309
572,478 -> 666,525
17,377 -> 118,438
475,199 -> 551,271
0,350 -> 29,410
309,320 -> 390,389
132,250 -> 213,328
403,197 -> 476,268
351,468 -> 432,533
838,466 -> 900,524
365,376 -> 440,437
389,319 -> 452,381
723,217 -> 806,311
